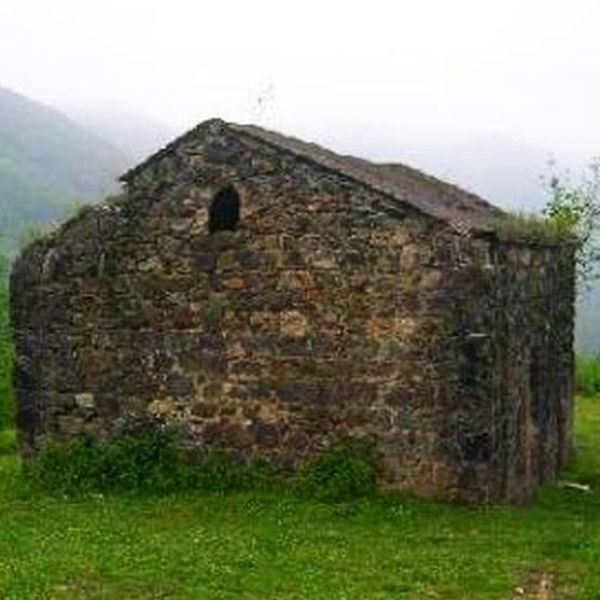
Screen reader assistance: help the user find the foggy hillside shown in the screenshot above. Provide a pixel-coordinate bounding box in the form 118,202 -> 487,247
0,86 -> 129,253
67,108 -> 179,162
1,87 -> 597,352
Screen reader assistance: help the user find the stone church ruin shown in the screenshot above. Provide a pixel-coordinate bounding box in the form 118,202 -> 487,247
11,119 -> 576,502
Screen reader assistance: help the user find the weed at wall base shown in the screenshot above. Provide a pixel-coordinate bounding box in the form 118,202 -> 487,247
295,437 -> 378,502
26,431 -> 378,502
26,430 -> 196,496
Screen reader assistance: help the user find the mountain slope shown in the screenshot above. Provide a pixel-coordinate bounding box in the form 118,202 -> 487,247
68,107 -> 180,162
0,86 -> 130,252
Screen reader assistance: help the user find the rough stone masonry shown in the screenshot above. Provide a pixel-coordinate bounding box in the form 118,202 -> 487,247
10,119 -> 576,503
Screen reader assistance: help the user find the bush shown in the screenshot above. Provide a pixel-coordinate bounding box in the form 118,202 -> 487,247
542,159 -> 600,286
0,429 -> 15,455
576,353 -> 600,397
28,429 -> 197,495
28,431 -> 283,496
295,437 -> 378,503
28,430 -> 381,501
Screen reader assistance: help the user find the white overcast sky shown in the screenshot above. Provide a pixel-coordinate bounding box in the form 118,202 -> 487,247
1,0 -> 599,161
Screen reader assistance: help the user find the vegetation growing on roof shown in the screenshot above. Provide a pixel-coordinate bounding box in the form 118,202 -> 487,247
490,159 -> 600,287
490,211 -> 576,244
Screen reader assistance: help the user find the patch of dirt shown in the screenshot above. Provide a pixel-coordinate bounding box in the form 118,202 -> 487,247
512,572 -> 555,599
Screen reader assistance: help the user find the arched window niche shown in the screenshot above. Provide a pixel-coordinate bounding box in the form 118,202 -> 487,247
208,184 -> 240,233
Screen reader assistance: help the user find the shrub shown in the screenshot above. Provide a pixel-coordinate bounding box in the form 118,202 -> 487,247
28,430 -> 380,500
28,429 -> 197,496
28,431 -> 283,496
295,437 -> 378,503
0,429 -> 15,455
542,159 -> 600,287
576,353 -> 600,397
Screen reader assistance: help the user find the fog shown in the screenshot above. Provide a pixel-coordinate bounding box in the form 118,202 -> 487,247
1,0 -> 599,351
1,0 -> 599,163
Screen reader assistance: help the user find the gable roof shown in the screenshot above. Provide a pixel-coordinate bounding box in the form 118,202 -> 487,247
120,118 -> 505,232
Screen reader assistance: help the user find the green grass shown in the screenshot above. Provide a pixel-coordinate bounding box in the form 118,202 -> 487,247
0,399 -> 600,599
576,353 -> 600,397
489,211 -> 576,244
0,428 -> 15,454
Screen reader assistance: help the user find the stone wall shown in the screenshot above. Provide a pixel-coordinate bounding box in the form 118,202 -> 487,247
10,123 -> 575,503
440,236 -> 575,502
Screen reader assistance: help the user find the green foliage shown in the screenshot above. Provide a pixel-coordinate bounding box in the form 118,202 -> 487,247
28,431 -> 283,497
66,198 -> 90,220
492,211 -> 572,243
295,437 -> 377,502
0,429 -> 15,455
29,430 -> 380,501
0,248 -> 13,430
19,223 -> 53,248
28,430 -> 196,496
543,159 -> 600,286
1,400 -> 600,597
576,353 -> 600,397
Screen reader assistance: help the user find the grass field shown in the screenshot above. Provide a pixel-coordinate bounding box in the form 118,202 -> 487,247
576,354 -> 600,397
0,399 -> 599,599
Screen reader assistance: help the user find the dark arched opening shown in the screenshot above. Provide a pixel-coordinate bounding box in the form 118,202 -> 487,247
208,184 -> 240,233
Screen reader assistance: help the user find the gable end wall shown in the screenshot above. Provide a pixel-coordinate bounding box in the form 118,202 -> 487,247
10,127 -> 575,503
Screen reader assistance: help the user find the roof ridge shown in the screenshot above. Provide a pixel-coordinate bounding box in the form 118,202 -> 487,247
120,118 -> 505,231
226,122 -> 504,230
119,118 -> 226,183
373,161 -> 500,213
